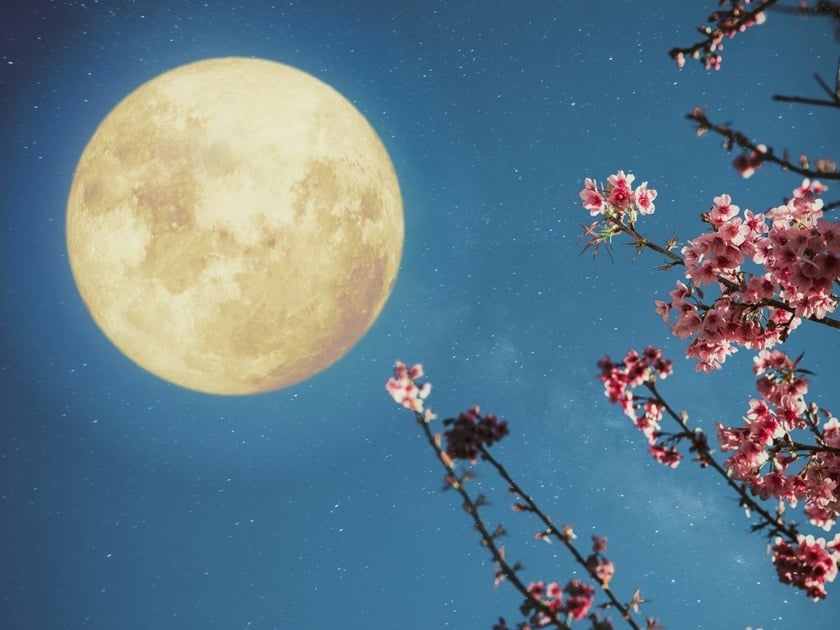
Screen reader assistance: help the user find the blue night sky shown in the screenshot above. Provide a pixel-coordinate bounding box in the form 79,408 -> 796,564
2,1 -> 839,629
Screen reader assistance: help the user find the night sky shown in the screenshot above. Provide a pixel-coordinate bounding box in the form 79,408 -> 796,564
2,1 -> 839,629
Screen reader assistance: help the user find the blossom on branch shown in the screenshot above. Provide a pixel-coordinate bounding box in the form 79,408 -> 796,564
385,361 -> 432,417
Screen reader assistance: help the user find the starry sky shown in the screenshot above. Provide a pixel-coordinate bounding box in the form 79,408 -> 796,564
2,1 -> 839,629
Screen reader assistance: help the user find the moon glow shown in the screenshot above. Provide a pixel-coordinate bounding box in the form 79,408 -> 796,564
66,57 -> 403,395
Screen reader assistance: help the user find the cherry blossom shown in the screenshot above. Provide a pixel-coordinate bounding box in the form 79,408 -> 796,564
634,182 -> 657,215
385,361 -> 432,415
580,177 -> 607,215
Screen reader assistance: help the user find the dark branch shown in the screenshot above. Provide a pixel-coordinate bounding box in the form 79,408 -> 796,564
772,93 -> 840,108
773,62 -> 840,108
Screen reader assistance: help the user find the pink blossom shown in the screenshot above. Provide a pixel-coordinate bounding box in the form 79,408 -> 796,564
794,178 -> 828,199
579,178 -> 607,216
607,169 -> 635,190
546,582 -> 562,599
708,193 -> 740,226
654,299 -> 671,323
806,503 -> 838,532
705,53 -> 721,71
385,361 -> 432,414
608,182 -> 634,210
634,182 -> 657,215
671,307 -> 702,339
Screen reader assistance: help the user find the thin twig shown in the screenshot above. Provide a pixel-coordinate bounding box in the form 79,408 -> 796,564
772,93 -> 839,108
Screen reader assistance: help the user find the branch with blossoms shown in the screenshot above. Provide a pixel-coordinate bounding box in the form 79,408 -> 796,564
669,2 -> 840,189
579,172 -> 840,374
596,345 -> 840,600
577,168 -> 840,598
687,107 -> 839,182
667,0 -> 774,71
667,1 -> 840,72
385,362 -> 663,630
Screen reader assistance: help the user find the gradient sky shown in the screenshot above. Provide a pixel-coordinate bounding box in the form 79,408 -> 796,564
2,1 -> 839,629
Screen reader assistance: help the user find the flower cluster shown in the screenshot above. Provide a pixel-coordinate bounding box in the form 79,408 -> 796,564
385,361 -> 432,416
772,534 -> 840,600
521,578 -> 596,626
655,180 -> 838,372
579,170 -> 658,221
597,347 -> 680,467
716,350 -> 840,531
442,405 -> 509,462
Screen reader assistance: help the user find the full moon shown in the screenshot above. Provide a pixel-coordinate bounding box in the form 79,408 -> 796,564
66,57 -> 403,395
